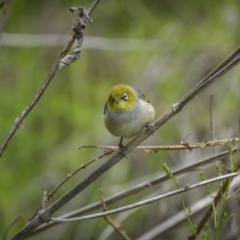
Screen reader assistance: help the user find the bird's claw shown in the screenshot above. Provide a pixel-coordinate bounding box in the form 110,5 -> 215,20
118,143 -> 128,159
146,122 -> 153,131
146,123 -> 154,135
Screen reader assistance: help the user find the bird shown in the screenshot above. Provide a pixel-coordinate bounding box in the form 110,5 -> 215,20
104,84 -> 155,154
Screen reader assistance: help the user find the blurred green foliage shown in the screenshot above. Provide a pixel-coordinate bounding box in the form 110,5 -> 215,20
1,0 -> 240,239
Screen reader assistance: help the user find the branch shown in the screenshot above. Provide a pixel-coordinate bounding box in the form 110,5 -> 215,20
100,189 -> 132,240
0,0 -> 99,159
2,215 -> 22,240
0,41 -> 72,159
135,194 -> 213,240
11,47 -> 240,240
30,147 -> 237,237
0,0 -> 11,40
49,172 -> 238,222
188,177 -> 231,240
79,137 -> 240,152
46,151 -> 111,202
209,95 -> 216,155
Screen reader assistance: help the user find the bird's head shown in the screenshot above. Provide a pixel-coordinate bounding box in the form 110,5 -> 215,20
107,84 -> 138,112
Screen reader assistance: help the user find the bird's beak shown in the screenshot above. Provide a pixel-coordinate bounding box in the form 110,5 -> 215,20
114,98 -> 121,103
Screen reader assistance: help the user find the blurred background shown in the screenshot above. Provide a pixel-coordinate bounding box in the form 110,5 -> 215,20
1,0 -> 240,239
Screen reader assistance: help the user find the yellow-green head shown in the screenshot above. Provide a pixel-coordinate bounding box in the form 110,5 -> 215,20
106,84 -> 138,112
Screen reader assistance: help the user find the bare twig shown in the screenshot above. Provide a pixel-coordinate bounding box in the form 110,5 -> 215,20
11,47 -> 240,240
2,215 -> 22,240
79,137 -> 239,152
46,151 -> 112,202
0,0 -> 11,41
135,194 -> 213,240
50,172 -> 238,222
188,177 -> 232,240
100,189 -> 132,240
209,95 -> 216,155
42,191 -> 47,210
137,176 -> 240,240
0,39 -> 74,158
59,3 -> 94,69
177,47 -> 240,107
0,0 -> 5,9
0,1 -> 99,159
29,147 -> 238,237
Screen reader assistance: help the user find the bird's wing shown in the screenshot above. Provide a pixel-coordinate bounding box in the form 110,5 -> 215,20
134,88 -> 150,103
103,101 -> 107,114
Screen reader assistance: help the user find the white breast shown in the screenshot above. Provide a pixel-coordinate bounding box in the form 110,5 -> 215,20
104,99 -> 155,138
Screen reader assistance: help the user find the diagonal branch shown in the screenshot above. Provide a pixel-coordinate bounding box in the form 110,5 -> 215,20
0,0 -> 99,159
30,146 -> 238,237
0,39 -> 73,159
49,172 -> 238,222
0,0 -> 12,40
100,189 -> 132,240
11,47 -> 240,240
188,177 -> 232,240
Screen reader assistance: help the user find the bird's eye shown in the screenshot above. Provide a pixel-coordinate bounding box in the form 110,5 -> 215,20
122,93 -> 128,100
110,96 -> 115,102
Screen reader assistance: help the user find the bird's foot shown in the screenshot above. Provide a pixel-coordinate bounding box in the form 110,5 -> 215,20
146,123 -> 154,135
118,142 -> 128,159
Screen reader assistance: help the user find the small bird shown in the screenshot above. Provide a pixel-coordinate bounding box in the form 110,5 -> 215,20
104,84 -> 155,154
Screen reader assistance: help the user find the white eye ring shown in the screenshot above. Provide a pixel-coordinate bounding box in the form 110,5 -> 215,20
122,93 -> 128,100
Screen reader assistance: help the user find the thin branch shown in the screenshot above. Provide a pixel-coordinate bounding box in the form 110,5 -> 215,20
137,176 -> 240,240
100,189 -> 132,240
0,0 -> 11,41
87,0 -> 99,14
30,147 -> 237,237
0,1 -> 99,159
12,47 -> 240,240
135,194 -> 213,240
2,215 -> 22,240
0,0 -> 5,9
46,151 -> 112,202
79,137 -> 239,152
177,47 -> 240,107
42,191 -> 47,210
209,95 -> 216,155
0,39 -> 73,159
188,177 -> 232,240
50,172 -> 238,223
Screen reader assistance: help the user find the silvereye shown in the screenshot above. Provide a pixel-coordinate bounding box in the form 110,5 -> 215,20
104,84 -> 155,153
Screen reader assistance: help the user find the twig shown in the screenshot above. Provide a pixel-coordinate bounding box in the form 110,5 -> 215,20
100,189 -> 132,240
50,172 -> 238,222
79,137 -> 239,152
2,215 -> 22,240
11,47 -> 240,240
0,1 -> 99,159
59,3 -> 95,69
29,147 -> 239,237
0,0 -> 6,9
177,47 -> 240,107
188,177 -> 232,240
86,0 -> 99,14
209,95 -> 216,155
42,191 -> 47,210
135,194 -> 214,240
46,151 -> 112,202
0,39 -> 73,159
0,0 -> 11,41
